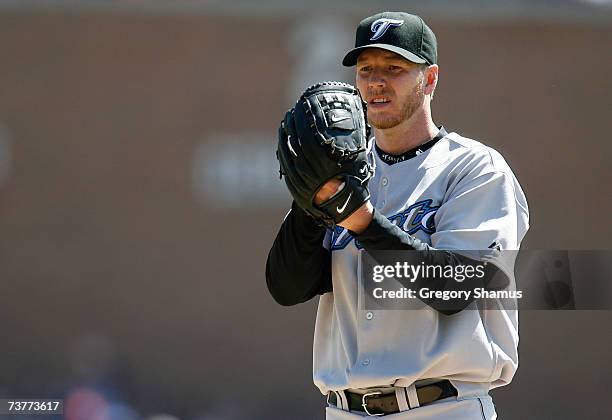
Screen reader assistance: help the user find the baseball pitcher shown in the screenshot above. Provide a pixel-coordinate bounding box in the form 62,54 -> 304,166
267,11 -> 529,419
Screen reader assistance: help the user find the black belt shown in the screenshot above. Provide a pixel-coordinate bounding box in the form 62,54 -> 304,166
328,380 -> 457,416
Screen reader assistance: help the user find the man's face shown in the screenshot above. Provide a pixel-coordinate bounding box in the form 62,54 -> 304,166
355,48 -> 426,130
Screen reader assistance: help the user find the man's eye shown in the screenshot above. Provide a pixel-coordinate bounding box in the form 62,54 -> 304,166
389,65 -> 402,71
359,67 -> 371,72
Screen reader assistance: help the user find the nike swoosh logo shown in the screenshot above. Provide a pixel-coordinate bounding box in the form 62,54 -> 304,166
287,135 -> 298,157
330,114 -> 351,123
359,165 -> 368,175
336,191 -> 353,214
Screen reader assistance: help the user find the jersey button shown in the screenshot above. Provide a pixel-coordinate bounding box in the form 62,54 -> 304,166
382,177 -> 389,186
366,312 -> 374,320
362,359 -> 371,366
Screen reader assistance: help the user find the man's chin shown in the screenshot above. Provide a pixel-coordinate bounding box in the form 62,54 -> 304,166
367,111 -> 401,130
369,117 -> 401,130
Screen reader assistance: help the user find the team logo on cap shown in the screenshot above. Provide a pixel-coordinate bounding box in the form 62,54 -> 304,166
370,18 -> 404,41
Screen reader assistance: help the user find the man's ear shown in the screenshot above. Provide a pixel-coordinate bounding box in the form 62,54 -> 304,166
424,65 -> 439,96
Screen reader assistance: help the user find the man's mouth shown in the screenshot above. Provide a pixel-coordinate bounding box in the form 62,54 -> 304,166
369,97 -> 391,106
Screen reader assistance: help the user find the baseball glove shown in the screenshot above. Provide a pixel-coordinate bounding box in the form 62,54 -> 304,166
277,81 -> 374,227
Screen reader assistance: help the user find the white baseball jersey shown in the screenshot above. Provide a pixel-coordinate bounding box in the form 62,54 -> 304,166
313,130 -> 529,395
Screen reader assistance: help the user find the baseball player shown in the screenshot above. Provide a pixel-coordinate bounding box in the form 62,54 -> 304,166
266,11 -> 529,419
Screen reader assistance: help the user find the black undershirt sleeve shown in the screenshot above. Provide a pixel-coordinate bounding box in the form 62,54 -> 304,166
351,210 -> 505,315
266,202 -> 333,306
266,206 -> 505,313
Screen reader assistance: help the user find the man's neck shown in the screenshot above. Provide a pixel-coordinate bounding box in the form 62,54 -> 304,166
373,109 -> 439,155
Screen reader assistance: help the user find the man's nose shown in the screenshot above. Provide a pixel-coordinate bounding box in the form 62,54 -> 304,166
368,69 -> 386,88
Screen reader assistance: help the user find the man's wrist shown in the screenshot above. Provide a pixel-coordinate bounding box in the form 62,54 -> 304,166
339,201 -> 374,233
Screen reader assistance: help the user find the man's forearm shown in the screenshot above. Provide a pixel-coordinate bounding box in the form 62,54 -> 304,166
265,203 -> 333,306
350,209 -> 503,315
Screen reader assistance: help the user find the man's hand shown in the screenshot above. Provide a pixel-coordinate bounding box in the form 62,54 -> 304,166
314,178 -> 374,233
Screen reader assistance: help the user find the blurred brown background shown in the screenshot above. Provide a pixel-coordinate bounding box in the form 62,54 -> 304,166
0,1 -> 611,419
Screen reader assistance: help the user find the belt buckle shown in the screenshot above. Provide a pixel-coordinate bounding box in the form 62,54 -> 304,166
361,391 -> 384,416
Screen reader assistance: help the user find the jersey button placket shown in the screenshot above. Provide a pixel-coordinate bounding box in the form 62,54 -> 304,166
379,177 -> 389,209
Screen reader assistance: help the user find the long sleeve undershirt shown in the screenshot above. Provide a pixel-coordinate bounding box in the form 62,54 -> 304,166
266,205 -> 503,314
266,202 -> 332,306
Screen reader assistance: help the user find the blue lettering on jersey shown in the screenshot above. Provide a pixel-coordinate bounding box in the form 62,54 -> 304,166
330,199 -> 440,250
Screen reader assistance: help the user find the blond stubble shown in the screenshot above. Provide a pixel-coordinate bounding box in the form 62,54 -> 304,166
368,73 -> 425,130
